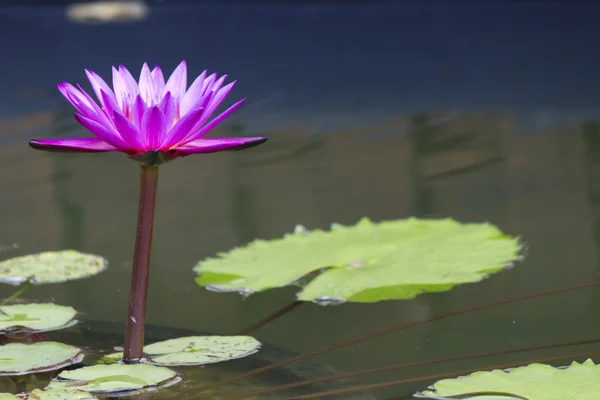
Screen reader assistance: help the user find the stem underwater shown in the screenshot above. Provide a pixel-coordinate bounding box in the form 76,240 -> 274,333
123,165 -> 159,363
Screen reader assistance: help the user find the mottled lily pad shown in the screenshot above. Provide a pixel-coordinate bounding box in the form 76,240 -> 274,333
0,303 -> 77,333
415,359 -> 600,399
100,336 -> 261,366
0,250 -> 107,285
194,218 -> 521,303
0,342 -> 83,376
47,364 -> 178,394
29,389 -> 97,399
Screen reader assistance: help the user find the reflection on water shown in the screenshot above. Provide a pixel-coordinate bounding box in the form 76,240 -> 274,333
4,106 -> 600,398
2,2 -> 600,398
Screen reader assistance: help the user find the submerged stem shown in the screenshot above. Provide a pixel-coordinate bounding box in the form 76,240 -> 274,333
235,336 -> 600,399
123,165 -> 159,363
283,350 -> 599,399
191,280 -> 600,395
236,301 -> 304,335
0,281 -> 33,306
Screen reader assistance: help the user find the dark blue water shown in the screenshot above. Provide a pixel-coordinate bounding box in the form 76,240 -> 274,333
1,2 -> 600,398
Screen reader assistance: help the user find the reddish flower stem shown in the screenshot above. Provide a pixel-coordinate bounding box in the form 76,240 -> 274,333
123,165 -> 159,363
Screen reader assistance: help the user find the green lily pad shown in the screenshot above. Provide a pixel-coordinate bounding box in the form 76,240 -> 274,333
194,218 -> 521,303
100,336 -> 261,366
0,342 -> 83,376
47,364 -> 178,394
0,303 -> 77,333
29,389 -> 97,399
415,359 -> 600,400
0,250 -> 108,286
0,394 -> 20,400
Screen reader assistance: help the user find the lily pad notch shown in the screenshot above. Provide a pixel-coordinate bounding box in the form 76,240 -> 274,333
0,303 -> 78,334
194,217 -> 522,304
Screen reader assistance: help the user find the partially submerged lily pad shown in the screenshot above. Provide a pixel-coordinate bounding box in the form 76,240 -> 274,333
0,303 -> 77,333
29,389 -> 97,399
0,250 -> 107,285
0,342 -> 83,376
415,359 -> 600,399
194,218 -> 521,303
100,336 -> 261,366
47,364 -> 178,394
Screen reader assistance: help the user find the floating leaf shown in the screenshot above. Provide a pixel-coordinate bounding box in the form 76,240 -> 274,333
100,336 -> 261,366
29,389 -> 97,399
194,218 -> 521,303
0,303 -> 77,333
0,394 -> 20,400
47,364 -> 178,394
0,342 -> 83,376
415,359 -> 600,399
0,250 -> 107,285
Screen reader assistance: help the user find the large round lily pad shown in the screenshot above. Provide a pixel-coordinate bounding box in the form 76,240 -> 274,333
194,218 -> 521,303
0,342 -> 83,376
0,250 -> 107,285
29,389 -> 97,399
415,359 -> 600,399
47,364 -> 178,394
0,303 -> 77,333
100,336 -> 261,366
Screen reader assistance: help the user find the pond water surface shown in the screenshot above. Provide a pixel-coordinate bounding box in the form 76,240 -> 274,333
2,2 -> 600,399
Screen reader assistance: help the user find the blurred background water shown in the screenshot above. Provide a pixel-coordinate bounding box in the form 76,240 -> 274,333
2,1 -> 600,398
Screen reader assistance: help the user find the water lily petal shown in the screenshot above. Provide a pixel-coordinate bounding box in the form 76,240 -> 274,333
100,90 -> 120,127
85,69 -> 118,111
161,107 -> 205,148
173,137 -> 267,156
164,60 -> 187,102
138,63 -> 155,106
73,113 -> 126,149
182,98 -> 245,144
57,83 -> 104,123
118,65 -> 140,96
112,66 -> 135,111
29,138 -> 121,153
201,73 -> 217,95
142,106 -> 167,150
190,80 -> 235,132
180,70 -> 207,115
112,111 -> 144,151
74,84 -> 113,126
57,83 -> 93,109
207,74 -> 228,96
158,91 -> 176,129
131,94 -> 147,131
151,66 -> 166,96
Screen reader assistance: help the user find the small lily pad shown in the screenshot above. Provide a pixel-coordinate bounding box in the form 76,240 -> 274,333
0,303 -> 77,333
194,218 -> 521,303
415,359 -> 600,399
0,342 -> 83,376
29,389 -> 97,399
100,336 -> 261,366
47,364 -> 178,394
0,250 -> 108,285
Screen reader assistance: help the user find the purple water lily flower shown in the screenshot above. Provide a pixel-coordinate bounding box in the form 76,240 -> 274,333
30,61 -> 267,165
27,61 -> 268,364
